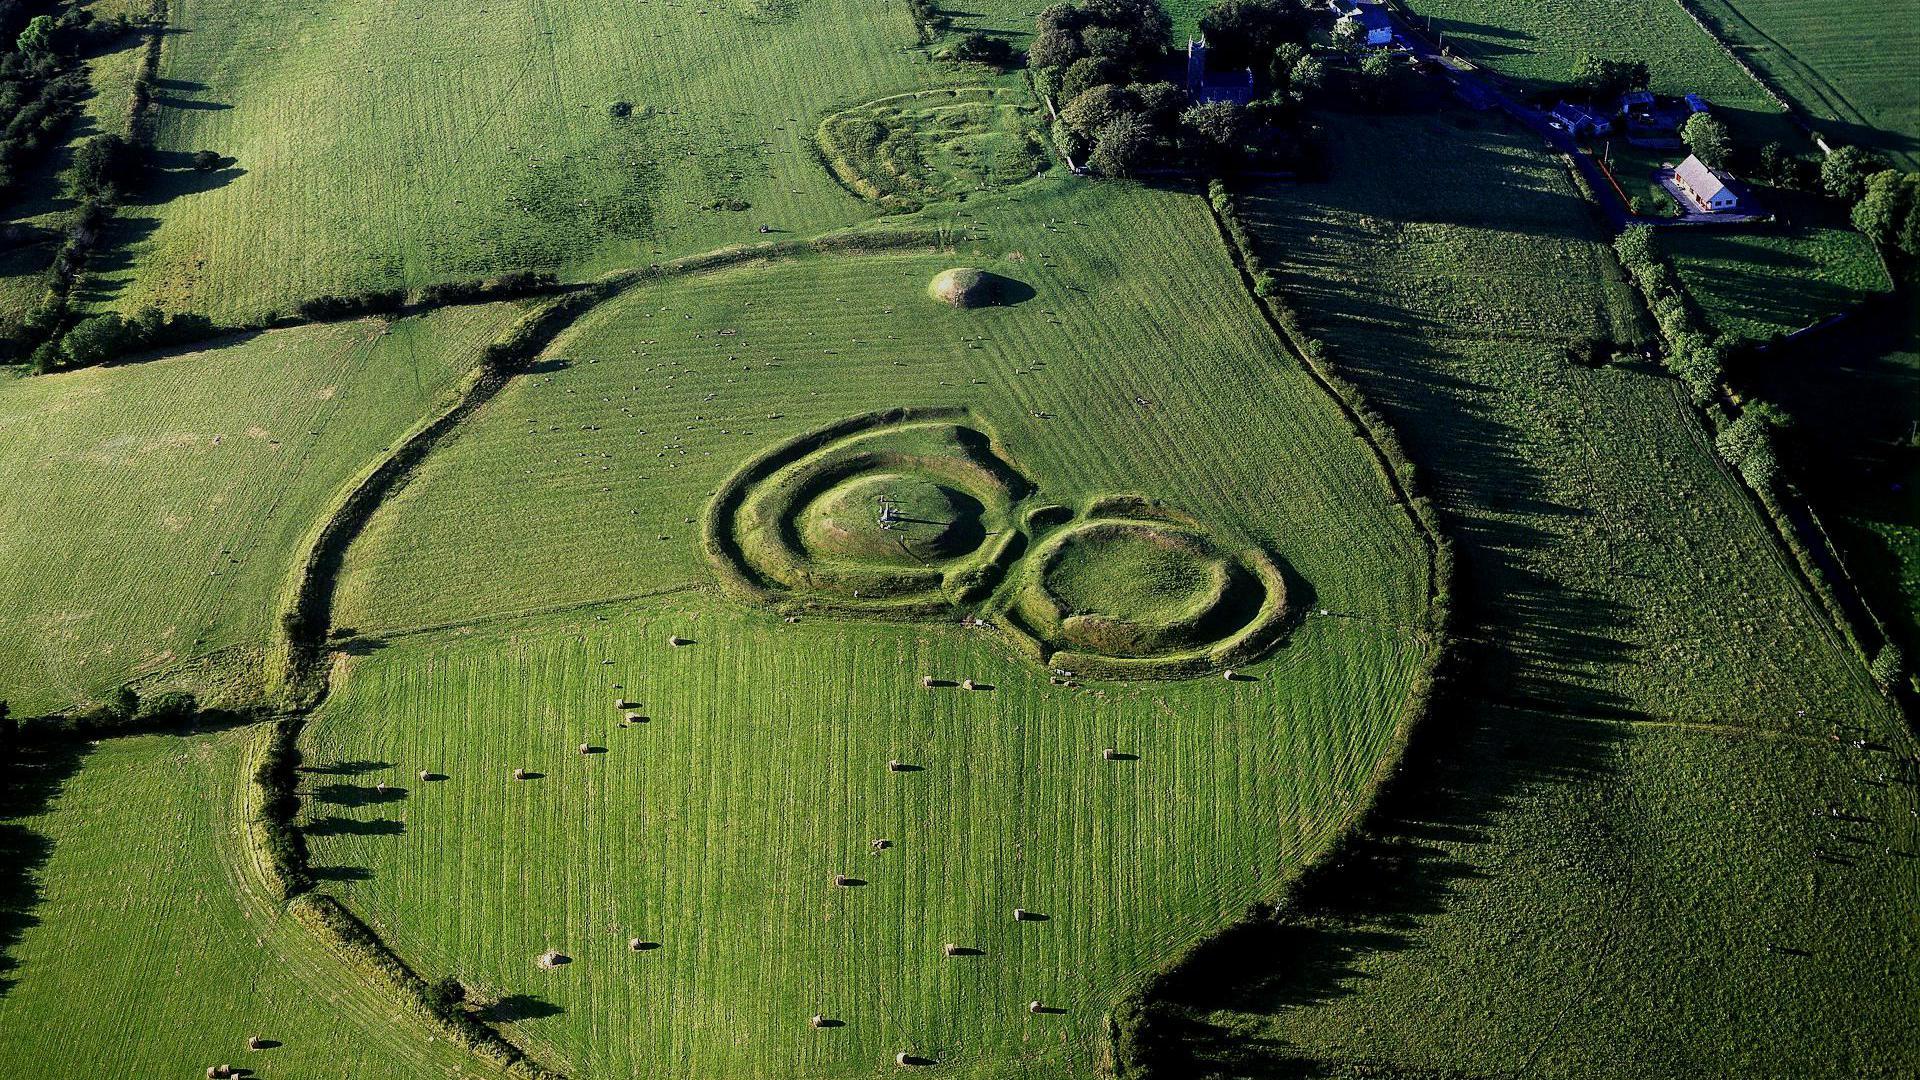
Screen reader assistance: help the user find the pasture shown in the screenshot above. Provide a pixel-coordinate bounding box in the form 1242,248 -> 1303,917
0,726 -> 513,1079
1685,0 -> 1920,167
299,180 -> 1439,1075
1150,113 -> 1920,1075
0,301 -> 522,715
1663,221 -> 1890,339
86,0 -> 986,325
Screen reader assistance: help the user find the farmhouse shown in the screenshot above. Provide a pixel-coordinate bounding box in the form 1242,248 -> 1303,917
1185,38 -> 1256,105
1550,101 -> 1612,137
1329,2 -> 1394,46
1672,153 -> 1744,212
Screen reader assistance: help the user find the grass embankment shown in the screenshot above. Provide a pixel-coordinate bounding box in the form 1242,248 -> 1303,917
82,0 -> 992,325
0,301 -> 523,715
300,181 -> 1437,1078
0,726 -> 517,1079
1141,114 -> 1920,1077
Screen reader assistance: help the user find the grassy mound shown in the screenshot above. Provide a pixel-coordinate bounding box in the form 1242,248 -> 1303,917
799,472 -> 984,566
928,267 -> 997,307
1003,514 -> 1289,675
1043,522 -> 1224,627
710,414 -> 1028,613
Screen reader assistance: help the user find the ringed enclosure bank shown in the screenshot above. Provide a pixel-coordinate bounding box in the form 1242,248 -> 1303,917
0,0 -> 1914,1074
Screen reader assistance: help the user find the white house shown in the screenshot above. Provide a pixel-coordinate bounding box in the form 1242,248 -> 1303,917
1673,154 -> 1743,212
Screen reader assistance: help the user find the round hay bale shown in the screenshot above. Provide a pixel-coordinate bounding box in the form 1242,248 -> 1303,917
537,950 -> 569,969
1223,669 -> 1237,680
418,769 -> 431,781
871,838 -> 891,850
921,675 -> 935,689
513,767 -> 528,781
942,943 -> 961,956
629,937 -> 644,951
668,634 -> 690,646
962,678 -> 977,691
811,1014 -> 827,1028
1102,747 -> 1118,760
247,1035 -> 266,1051
375,781 -> 388,795
833,874 -> 853,887
928,267 -> 997,308
1029,1000 -> 1045,1014
579,742 -> 592,754
888,759 -> 906,772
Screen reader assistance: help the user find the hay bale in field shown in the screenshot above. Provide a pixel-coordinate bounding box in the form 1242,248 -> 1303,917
922,675 -> 935,689
1223,669 -> 1238,680
1029,1000 -> 1045,1014
623,711 -> 646,724
375,781 -> 388,795
834,874 -> 854,887
811,1014 -> 828,1028
1103,747 -> 1118,760
418,769 -> 431,781
629,937 -> 644,951
888,759 -> 906,772
871,838 -> 891,850
579,743 -> 592,755
537,950 -> 570,968
513,767 -> 528,781
616,697 -> 639,709
928,267 -> 996,308
962,679 -> 977,691
668,634 -> 690,646
1013,907 -> 1036,921
247,1035 -> 267,1051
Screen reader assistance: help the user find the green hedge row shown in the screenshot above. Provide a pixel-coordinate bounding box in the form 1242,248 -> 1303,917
289,894 -> 562,1079
1613,225 -> 1736,404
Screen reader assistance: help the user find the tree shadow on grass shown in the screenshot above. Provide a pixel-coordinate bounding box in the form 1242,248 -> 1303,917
0,740 -> 93,1000
475,994 -> 565,1023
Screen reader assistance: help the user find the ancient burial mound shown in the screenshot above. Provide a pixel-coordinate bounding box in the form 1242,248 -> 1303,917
704,407 -> 1032,615
928,267 -> 1003,307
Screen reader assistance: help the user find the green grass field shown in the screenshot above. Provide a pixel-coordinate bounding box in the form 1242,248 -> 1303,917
0,726 -> 515,1079
1665,220 -> 1890,339
82,0 -> 988,325
1685,0 -> 1920,167
0,301 -> 522,715
294,181 -> 1440,1076
1143,114 -> 1920,1076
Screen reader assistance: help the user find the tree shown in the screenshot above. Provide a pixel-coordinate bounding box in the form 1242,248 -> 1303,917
71,133 -> 137,197
1131,80 -> 1187,125
109,685 -> 140,721
1572,53 -> 1649,101
1285,53 -> 1326,103
1821,144 -> 1891,202
1851,170 -> 1920,258
1198,0 -> 1304,70
1179,100 -> 1248,165
59,314 -> 128,367
15,14 -> 54,55
1680,113 -> 1732,170
1078,0 -> 1170,70
1061,83 -> 1136,141
427,976 -> 467,1013
1029,4 -> 1086,70
1330,15 -> 1362,49
1354,50 -> 1401,109
1059,55 -> 1121,102
1090,113 -> 1159,176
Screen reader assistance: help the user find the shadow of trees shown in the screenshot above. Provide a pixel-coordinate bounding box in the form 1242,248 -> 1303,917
0,740 -> 92,1000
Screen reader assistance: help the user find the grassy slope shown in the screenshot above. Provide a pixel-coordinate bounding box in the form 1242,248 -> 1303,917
1664,219 -> 1890,339
1685,0 -> 1920,167
86,0 -> 954,324
0,301 -> 521,715
0,727 -> 513,1080
298,181 -> 1436,1077
1156,115 -> 1920,1076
